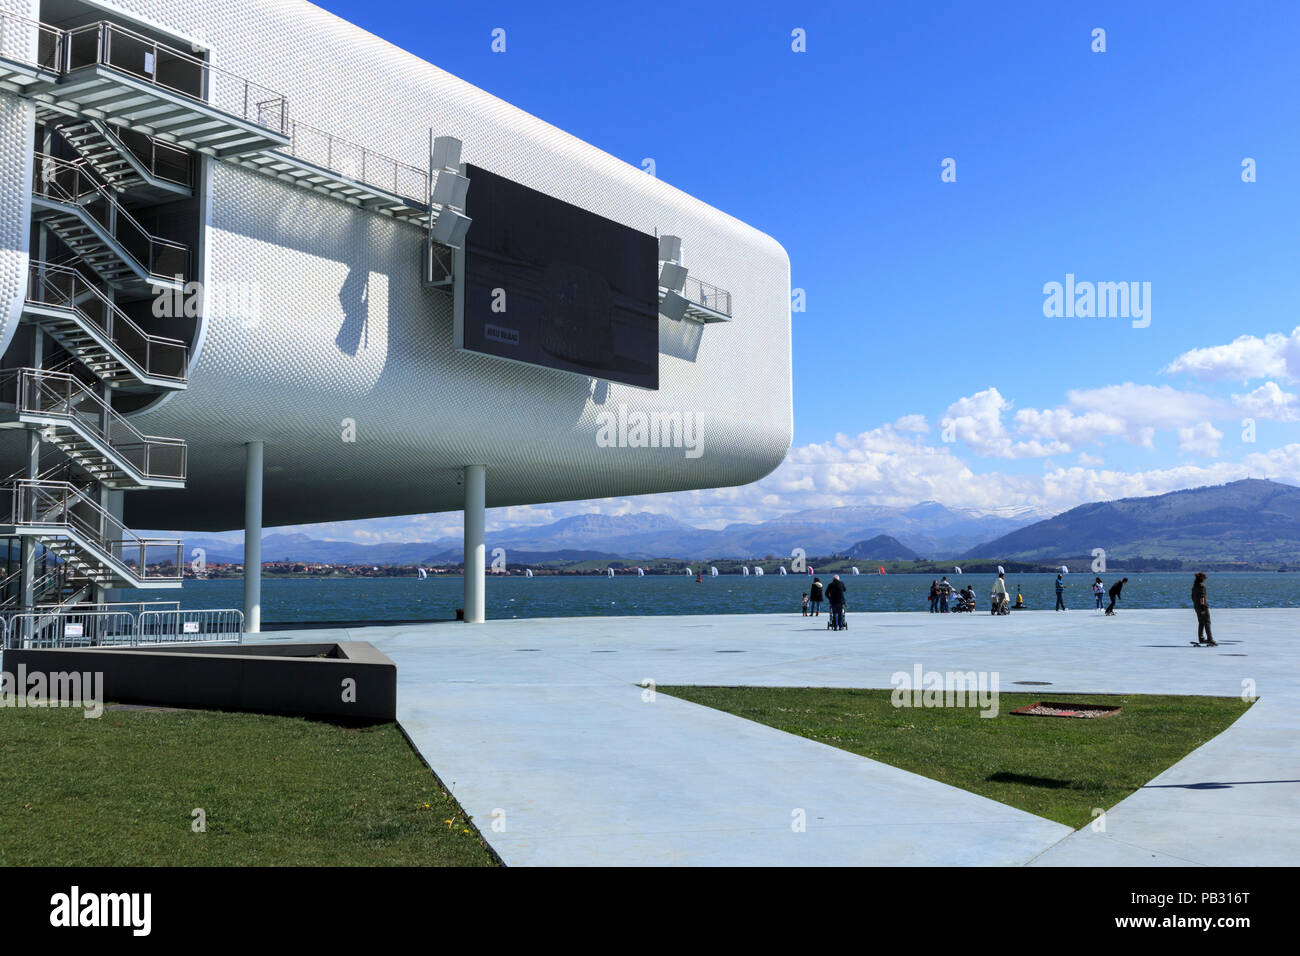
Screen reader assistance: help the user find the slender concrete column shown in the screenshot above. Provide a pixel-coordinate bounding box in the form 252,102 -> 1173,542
243,441 -> 264,633
463,464 -> 486,623
19,329 -> 44,612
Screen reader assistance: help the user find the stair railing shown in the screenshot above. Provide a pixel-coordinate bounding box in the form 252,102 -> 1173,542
32,153 -> 190,280
26,261 -> 189,383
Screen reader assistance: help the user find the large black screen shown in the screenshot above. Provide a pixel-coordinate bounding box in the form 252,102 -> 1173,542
456,164 -> 660,390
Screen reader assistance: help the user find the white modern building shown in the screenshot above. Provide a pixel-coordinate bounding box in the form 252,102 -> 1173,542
0,0 -> 791,636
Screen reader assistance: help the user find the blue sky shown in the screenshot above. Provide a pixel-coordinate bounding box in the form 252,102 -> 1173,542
258,0 -> 1300,542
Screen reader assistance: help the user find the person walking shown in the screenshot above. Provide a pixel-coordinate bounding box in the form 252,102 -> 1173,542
928,580 -> 939,613
938,576 -> 952,613
826,574 -> 847,630
1105,577 -> 1128,615
809,577 -> 824,616
1192,572 -> 1217,645
990,572 -> 1008,614
1092,577 -> 1104,609
1055,573 -> 1066,611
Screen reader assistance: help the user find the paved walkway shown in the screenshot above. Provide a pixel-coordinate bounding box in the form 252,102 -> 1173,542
259,609 -> 1298,865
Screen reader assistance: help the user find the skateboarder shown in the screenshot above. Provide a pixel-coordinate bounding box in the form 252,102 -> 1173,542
1105,577 -> 1128,615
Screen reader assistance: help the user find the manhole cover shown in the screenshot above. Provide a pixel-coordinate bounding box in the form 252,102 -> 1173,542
1013,681 -> 1052,686
1011,701 -> 1121,719
1220,653 -> 1247,656
515,648 -> 541,652
591,650 -> 616,654
715,650 -> 745,654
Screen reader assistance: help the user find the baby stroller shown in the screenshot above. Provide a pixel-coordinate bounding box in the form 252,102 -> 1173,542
990,593 -> 1011,615
827,604 -> 847,631
952,592 -> 975,613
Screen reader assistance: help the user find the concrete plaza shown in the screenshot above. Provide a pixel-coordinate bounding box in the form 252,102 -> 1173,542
257,608 -> 1299,865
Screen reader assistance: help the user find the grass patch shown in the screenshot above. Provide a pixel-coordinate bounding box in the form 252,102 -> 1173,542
657,686 -> 1253,829
0,705 -> 498,866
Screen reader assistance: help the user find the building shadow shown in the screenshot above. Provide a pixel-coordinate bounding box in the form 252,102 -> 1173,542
336,263 -> 369,355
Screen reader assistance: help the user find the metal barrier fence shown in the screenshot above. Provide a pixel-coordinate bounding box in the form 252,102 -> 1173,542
137,608 -> 244,645
1,607 -> 243,652
7,609 -> 137,648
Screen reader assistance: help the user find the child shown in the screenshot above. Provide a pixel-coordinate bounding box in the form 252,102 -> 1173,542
801,592 -> 809,616
1092,577 -> 1104,609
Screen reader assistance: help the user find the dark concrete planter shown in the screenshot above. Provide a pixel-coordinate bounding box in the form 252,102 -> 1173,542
4,641 -> 396,721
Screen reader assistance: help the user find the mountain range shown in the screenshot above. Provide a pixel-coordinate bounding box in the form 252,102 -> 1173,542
965,478 -> 1300,563
180,479 -> 1300,567
181,500 -> 1047,565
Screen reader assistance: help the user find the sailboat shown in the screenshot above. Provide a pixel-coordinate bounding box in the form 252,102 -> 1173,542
710,566 -> 718,577
851,567 -> 859,575
524,568 -> 533,578
417,567 -> 428,580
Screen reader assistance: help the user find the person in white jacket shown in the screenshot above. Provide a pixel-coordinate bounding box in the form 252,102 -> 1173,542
990,572 -> 1009,614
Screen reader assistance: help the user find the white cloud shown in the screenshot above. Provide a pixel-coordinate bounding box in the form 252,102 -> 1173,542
1176,422 -> 1224,457
1014,407 -> 1125,445
1234,381 -> 1300,422
1063,383 -> 1231,430
893,413 -> 929,433
941,388 -> 1070,458
1076,452 -> 1104,467
1163,327 -> 1300,383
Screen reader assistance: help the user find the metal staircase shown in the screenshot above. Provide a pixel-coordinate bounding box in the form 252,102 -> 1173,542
0,479 -> 182,590
23,261 -> 189,390
42,109 -> 193,201
0,6 -> 472,648
31,153 -> 188,293
0,367 -> 187,489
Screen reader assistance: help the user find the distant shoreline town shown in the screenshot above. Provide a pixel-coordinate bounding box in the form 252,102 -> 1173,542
181,555 -> 1297,580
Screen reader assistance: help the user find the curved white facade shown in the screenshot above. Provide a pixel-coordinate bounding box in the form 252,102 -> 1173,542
1,0 -> 791,532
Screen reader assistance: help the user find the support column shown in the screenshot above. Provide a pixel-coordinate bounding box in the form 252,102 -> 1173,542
18,328 -> 44,612
243,441 -> 263,633
463,464 -> 485,623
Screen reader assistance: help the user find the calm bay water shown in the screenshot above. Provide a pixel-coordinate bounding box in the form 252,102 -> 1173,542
126,571 -> 1300,624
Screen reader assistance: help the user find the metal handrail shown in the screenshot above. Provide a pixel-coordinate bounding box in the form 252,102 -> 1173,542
284,119 -> 428,204
33,153 -> 190,280
26,16 -> 290,134
103,124 -> 194,189
0,10 -> 65,75
0,368 -> 187,481
3,479 -> 183,581
26,261 -> 189,383
683,275 -> 732,316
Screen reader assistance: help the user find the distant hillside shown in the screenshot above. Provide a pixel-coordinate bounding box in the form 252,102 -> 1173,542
844,535 -> 918,561
179,503 -> 1042,565
964,479 -> 1300,563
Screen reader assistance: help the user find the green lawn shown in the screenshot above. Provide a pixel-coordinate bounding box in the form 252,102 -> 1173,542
0,705 -> 499,866
658,686 -> 1253,828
